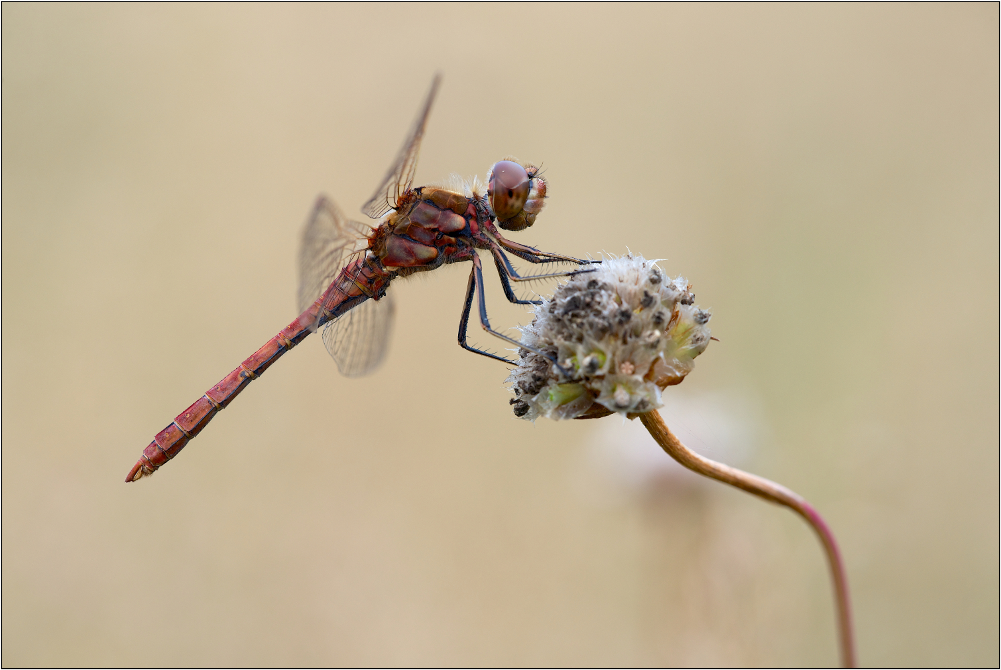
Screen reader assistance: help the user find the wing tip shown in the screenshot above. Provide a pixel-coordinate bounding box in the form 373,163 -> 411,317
359,74 -> 444,220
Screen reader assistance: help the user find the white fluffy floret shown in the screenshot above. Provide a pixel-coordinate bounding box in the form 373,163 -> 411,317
506,255 -> 712,421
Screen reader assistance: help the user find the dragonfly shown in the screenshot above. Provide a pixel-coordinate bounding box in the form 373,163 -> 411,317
126,75 -> 595,482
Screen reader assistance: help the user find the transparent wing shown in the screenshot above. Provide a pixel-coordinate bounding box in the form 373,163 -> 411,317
298,196 -> 371,318
361,74 -> 442,220
321,292 -> 396,377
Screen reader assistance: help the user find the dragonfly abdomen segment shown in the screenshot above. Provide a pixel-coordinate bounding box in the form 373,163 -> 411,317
127,256 -> 396,482
126,306 -> 321,482
315,255 -> 393,326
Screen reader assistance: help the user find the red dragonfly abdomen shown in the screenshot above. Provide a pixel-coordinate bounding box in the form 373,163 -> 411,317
126,255 -> 392,482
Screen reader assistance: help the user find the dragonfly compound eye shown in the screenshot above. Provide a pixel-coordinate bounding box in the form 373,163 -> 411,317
488,160 -> 531,227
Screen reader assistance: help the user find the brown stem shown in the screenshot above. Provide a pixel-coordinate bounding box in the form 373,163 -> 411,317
639,410 -> 856,668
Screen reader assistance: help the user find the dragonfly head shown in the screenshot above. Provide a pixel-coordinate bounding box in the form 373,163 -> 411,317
488,159 -> 547,231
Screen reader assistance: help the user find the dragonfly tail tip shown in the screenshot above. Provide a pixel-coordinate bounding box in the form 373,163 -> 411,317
125,461 -> 148,483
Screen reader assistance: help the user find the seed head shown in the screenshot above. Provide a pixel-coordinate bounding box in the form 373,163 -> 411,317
507,255 -> 712,421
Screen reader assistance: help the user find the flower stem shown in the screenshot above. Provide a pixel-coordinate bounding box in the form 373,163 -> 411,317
639,410 -> 856,667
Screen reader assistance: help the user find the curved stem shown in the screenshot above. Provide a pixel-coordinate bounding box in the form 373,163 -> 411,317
639,410 -> 856,668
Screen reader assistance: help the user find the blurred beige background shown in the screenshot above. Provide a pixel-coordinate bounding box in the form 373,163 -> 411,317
3,4 -> 997,666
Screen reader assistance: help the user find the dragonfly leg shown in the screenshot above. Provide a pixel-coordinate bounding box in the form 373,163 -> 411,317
458,255 -> 574,378
491,251 -> 542,306
490,245 -> 595,284
492,233 -> 600,267
458,261 -> 515,365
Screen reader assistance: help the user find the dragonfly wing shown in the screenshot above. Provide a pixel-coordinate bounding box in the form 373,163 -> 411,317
361,74 -> 442,220
298,196 -> 371,319
321,291 -> 396,377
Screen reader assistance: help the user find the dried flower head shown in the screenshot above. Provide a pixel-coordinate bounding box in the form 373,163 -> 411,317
507,255 -> 712,420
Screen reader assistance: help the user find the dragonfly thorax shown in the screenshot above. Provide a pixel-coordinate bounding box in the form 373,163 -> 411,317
368,186 -> 483,271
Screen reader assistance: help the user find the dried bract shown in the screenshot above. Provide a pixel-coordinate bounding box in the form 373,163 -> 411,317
507,255 -> 712,420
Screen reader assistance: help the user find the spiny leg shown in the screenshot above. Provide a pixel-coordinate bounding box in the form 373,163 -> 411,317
458,262 -> 512,365
500,244 -> 578,267
458,256 -> 573,378
490,246 -> 595,284
492,252 -> 542,306
492,232 -> 601,266
490,247 -> 597,307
